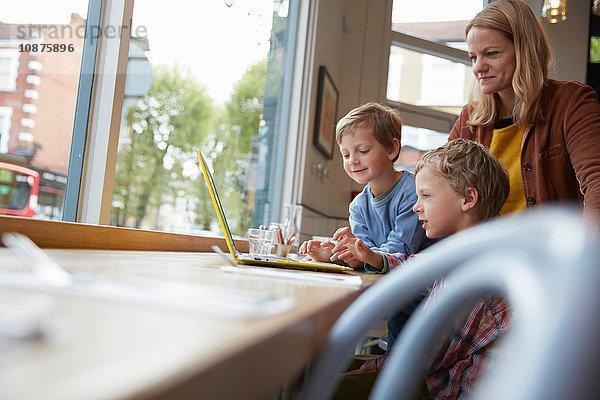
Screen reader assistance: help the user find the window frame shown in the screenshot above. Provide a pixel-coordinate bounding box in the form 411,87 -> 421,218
63,0 -> 133,224
271,0 -> 301,225
63,0 -> 104,222
384,4 -> 476,135
247,0 -> 303,227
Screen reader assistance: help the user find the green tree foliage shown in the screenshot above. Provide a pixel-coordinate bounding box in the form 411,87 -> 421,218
112,65 -> 214,228
591,37 -> 600,64
193,58 -> 267,235
112,59 -> 267,235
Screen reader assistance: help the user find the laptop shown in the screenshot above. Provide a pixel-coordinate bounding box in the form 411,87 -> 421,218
197,150 -> 353,273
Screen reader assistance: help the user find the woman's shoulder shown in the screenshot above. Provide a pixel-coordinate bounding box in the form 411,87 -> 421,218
456,102 -> 475,120
450,104 -> 483,139
546,79 -> 597,98
543,79 -> 599,115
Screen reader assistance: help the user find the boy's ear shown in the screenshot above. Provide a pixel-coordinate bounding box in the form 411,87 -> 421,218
462,187 -> 479,212
388,138 -> 400,161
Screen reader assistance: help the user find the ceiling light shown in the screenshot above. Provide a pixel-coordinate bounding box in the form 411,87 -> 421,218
542,0 -> 567,24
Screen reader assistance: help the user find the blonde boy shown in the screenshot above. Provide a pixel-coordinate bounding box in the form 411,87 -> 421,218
333,138 -> 511,399
300,102 -> 427,268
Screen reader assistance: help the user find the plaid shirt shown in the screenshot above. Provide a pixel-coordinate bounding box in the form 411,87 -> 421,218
359,252 -> 511,399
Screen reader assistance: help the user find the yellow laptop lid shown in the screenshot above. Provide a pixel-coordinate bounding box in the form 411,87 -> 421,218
197,150 -> 353,273
197,150 -> 239,260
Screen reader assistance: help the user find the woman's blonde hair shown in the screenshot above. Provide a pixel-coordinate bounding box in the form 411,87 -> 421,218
465,0 -> 551,127
415,139 -> 510,221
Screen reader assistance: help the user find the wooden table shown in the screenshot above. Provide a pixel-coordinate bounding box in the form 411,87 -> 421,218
0,249 -> 380,400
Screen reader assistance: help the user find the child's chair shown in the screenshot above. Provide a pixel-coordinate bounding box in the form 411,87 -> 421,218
298,206 -> 600,400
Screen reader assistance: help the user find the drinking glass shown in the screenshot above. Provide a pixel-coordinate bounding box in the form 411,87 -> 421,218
247,228 -> 275,256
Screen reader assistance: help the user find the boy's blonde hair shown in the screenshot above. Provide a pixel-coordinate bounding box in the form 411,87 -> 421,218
336,102 -> 402,161
465,0 -> 551,128
415,139 -> 510,221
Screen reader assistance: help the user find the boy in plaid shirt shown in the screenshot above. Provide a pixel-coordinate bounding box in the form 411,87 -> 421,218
332,138 -> 511,399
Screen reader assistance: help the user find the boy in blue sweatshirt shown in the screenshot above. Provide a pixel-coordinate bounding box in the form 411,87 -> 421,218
300,102 -> 428,268
300,102 -> 430,344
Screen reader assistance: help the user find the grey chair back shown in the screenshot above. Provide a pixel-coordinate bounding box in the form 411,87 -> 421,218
299,207 -> 600,400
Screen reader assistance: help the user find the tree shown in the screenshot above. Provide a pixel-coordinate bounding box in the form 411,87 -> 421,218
212,57 -> 267,234
187,57 -> 267,236
591,37 -> 600,64
112,58 -> 268,236
112,65 -> 214,228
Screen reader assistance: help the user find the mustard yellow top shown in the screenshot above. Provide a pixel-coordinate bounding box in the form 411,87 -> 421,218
489,121 -> 527,215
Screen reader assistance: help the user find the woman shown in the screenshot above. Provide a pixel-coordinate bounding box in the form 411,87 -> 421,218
450,0 -> 600,220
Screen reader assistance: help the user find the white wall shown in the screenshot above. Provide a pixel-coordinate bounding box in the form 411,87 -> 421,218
297,0 -> 348,238
529,0 -> 590,82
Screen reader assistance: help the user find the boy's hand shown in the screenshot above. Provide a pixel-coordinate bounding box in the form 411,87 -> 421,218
330,237 -> 361,268
298,240 -> 335,263
332,226 -> 357,242
331,238 -> 383,270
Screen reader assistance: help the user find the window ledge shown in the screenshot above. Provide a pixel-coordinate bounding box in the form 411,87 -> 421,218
0,215 -> 247,253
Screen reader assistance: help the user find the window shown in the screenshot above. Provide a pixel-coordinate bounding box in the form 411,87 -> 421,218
0,49 -> 19,92
387,46 -> 473,113
387,1 -> 483,167
396,125 -> 449,173
0,107 -> 12,153
109,0 -> 298,237
0,0 -> 95,221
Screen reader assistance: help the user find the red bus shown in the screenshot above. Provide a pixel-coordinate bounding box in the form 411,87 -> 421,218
0,162 -> 39,218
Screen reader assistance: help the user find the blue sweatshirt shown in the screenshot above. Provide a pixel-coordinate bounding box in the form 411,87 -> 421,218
349,171 -> 425,256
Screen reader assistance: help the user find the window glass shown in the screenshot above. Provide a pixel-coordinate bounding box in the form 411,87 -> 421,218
110,1 -> 295,237
396,125 -> 449,172
388,1 -> 482,165
0,1 -> 90,220
0,49 -> 19,91
388,1 -> 482,121
387,45 -> 475,115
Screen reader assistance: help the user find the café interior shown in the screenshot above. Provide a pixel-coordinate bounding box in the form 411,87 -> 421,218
1,0 -> 599,399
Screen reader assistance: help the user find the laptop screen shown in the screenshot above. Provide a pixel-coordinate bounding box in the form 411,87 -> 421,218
197,150 -> 238,258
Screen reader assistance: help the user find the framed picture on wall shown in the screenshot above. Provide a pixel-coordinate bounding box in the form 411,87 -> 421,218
313,66 -> 339,159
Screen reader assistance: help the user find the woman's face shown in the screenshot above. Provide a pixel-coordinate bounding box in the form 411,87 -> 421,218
467,26 -> 516,103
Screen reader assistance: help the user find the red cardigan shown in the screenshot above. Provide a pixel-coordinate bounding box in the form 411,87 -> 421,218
449,79 -> 600,220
